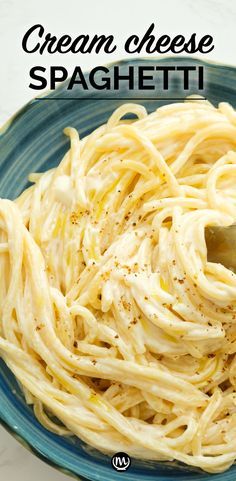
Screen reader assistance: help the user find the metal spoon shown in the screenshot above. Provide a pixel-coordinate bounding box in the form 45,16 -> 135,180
205,225 -> 236,273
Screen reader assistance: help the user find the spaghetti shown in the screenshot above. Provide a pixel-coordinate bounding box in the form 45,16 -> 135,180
1,99 -> 236,473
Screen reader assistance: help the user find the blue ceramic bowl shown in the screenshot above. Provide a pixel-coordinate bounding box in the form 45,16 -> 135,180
0,57 -> 236,481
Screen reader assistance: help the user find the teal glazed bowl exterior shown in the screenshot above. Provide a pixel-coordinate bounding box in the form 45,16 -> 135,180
0,57 -> 236,481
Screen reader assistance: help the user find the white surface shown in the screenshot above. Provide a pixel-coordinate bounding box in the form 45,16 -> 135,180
0,429 -> 70,481
0,0 -> 236,125
0,0 -> 235,479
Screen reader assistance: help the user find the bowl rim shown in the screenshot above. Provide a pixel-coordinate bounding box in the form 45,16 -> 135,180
1,54 -> 236,135
0,55 -> 236,481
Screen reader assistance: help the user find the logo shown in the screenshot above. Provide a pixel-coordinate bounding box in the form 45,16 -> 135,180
111,452 -> 131,472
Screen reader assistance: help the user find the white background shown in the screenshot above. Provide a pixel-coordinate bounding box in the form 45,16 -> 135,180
0,0 -> 235,479
0,0 -> 236,125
